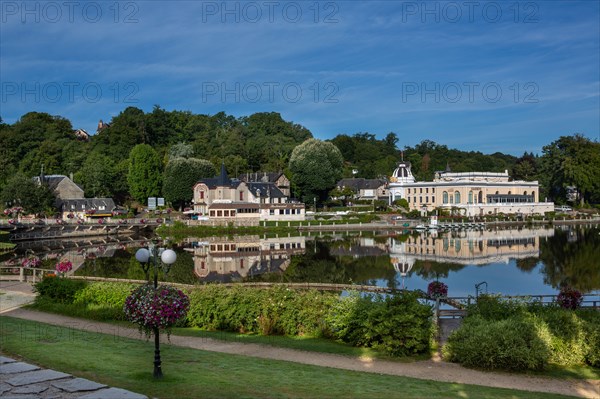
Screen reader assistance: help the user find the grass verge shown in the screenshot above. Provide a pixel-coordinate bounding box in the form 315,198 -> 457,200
0,316 -> 579,399
26,300 -> 600,380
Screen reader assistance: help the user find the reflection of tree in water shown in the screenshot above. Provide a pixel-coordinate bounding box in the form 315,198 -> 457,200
76,250 -> 136,279
515,257 -> 539,273
75,248 -> 196,285
248,240 -> 397,288
538,227 -> 600,292
411,260 -> 465,280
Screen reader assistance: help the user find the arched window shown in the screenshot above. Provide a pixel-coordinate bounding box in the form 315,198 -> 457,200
454,191 -> 461,204
443,191 -> 448,204
468,191 -> 473,204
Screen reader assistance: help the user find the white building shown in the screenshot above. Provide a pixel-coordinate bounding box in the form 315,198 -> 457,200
388,161 -> 554,216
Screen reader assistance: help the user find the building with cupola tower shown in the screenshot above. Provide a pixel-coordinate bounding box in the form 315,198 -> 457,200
388,161 -> 554,216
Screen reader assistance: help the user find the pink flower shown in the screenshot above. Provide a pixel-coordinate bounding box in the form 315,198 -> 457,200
55,260 -> 73,274
124,284 -> 190,338
427,281 -> 448,298
557,287 -> 583,310
22,256 -> 41,268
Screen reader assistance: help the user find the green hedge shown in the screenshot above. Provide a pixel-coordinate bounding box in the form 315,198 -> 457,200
33,276 -> 87,303
445,295 -> 600,370
186,285 -> 337,337
327,291 -> 434,356
32,279 -> 435,357
443,315 -> 551,371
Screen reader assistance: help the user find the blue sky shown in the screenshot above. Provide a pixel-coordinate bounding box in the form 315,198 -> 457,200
1,0 -> 599,155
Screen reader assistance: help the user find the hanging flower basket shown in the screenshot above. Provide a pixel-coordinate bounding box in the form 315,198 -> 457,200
124,284 -> 190,338
556,287 -> 583,310
427,281 -> 448,298
55,260 -> 73,275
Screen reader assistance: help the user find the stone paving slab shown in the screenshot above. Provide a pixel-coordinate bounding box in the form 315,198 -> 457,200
0,382 -> 12,395
0,356 -> 148,399
79,387 -> 148,399
0,362 -> 40,374
5,369 -> 72,386
51,378 -> 107,393
13,383 -> 49,394
0,356 -> 17,364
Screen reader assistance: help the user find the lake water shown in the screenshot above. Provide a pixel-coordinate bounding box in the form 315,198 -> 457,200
5,224 -> 600,298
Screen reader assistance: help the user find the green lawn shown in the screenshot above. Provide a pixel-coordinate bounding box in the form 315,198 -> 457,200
25,300 -> 600,381
0,316 -> 579,399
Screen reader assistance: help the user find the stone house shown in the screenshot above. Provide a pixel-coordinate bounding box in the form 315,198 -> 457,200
193,165 -> 304,223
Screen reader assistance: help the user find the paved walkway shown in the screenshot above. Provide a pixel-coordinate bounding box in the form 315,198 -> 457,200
0,281 -> 37,314
0,355 -> 147,399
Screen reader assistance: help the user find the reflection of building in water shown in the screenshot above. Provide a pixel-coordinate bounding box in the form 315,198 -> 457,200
388,228 -> 555,270
186,236 -> 306,282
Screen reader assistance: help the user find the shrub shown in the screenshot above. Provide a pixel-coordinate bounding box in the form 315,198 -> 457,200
466,294 -> 529,321
34,276 -> 87,303
326,291 -> 378,346
327,291 -> 434,356
443,315 -> 551,371
535,308 -> 588,366
363,292 -> 434,356
186,286 -> 337,337
71,281 -> 137,320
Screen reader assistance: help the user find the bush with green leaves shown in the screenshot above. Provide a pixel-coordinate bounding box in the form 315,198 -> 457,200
70,281 -> 138,321
466,294 -> 529,320
448,295 -> 600,370
443,315 -> 551,371
186,285 -> 337,337
34,276 -> 87,303
327,291 -> 434,356
73,282 -> 137,308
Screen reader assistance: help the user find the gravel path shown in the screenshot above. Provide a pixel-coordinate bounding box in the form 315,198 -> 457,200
2,308 -> 599,399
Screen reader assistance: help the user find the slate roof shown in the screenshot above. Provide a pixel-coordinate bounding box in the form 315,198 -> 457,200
59,198 -> 116,212
33,175 -> 83,192
337,178 -> 386,190
238,172 -> 284,183
197,163 -> 242,189
246,182 -> 285,198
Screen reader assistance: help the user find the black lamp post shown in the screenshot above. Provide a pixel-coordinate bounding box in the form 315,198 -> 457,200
135,243 -> 177,379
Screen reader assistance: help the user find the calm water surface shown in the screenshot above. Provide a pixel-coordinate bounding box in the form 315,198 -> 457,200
5,225 -> 600,298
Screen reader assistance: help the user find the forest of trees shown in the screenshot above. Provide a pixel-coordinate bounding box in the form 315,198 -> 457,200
0,107 -> 598,213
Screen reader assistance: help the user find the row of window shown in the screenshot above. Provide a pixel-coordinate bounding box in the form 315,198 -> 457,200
407,187 -> 435,194
269,209 -> 301,215
209,208 -> 260,217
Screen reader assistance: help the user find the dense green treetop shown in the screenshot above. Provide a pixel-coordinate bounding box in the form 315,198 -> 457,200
288,138 -> 344,203
0,108 -> 597,207
127,144 -> 163,203
539,134 -> 600,205
163,157 -> 216,210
